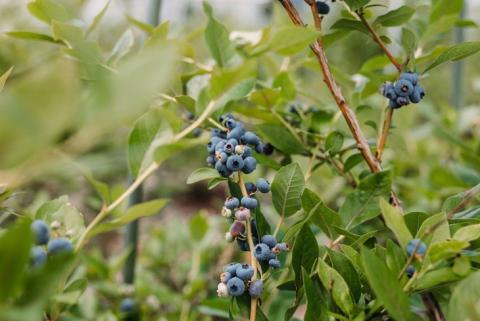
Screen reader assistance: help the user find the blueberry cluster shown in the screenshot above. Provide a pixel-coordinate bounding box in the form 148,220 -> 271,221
254,235 -> 289,269
120,298 -> 136,313
406,238 -> 427,257
30,219 -> 73,268
216,263 -> 263,298
206,114 -> 273,177
316,1 -> 330,15
381,72 -> 425,109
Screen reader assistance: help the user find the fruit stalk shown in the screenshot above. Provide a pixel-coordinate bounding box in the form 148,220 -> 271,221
376,107 -> 393,161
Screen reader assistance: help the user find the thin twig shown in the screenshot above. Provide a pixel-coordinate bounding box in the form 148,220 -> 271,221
376,107 -> 393,161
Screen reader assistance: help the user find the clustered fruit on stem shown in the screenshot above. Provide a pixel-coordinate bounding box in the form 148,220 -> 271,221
381,72 -> 426,109
206,114 -> 289,306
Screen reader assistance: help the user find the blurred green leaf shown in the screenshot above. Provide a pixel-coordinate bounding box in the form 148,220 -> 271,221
292,224 -> 318,285
256,124 -> 306,155
269,26 -> 319,56
325,131 -> 344,154
27,0 -> 73,24
126,15 -> 154,33
317,259 -> 354,316
331,19 -> 368,34
424,42 -> 480,72
108,29 -> 135,66
401,28 -> 417,55
374,6 -> 414,27
326,248 -> 362,302
430,0 -> 463,22
187,168 -> 220,184
0,67 -> 14,92
380,198 -> 412,248
154,138 -> 203,164
6,31 -> 64,44
308,202 -> 341,239
447,271 -> 480,321
190,213 -> 209,241
116,199 -> 168,224
453,224 -> 480,242
303,269 -> 328,321
344,0 -> 370,11
428,239 -> 469,262
87,0 -> 111,35
271,163 -> 305,217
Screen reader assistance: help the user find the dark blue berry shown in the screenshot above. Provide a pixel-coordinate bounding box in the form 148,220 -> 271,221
31,220 -> 49,245
256,178 -> 270,193
406,265 -> 415,278
400,72 -> 418,86
261,235 -> 277,248
406,239 -> 427,256
225,197 -> 240,210
30,246 -> 47,268
227,124 -> 245,140
242,132 -> 260,145
236,264 -> 254,280
262,143 -> 274,155
242,146 -> 253,158
215,160 -> 233,177
225,263 -> 241,275
226,155 -> 244,171
316,1 -> 330,14
193,128 -> 202,137
211,128 -> 226,138
388,99 -> 400,109
208,137 -> 222,153
382,83 -> 397,100
220,271 -> 232,283
249,280 -> 263,297
224,118 -> 237,129
269,258 -> 281,269
409,85 -> 425,103
227,277 -> 245,296
120,298 -> 135,312
396,96 -> 409,107
47,238 -> 73,255
242,157 -> 257,174
241,196 -> 258,209
245,182 -> 257,194
254,243 -> 271,262
214,140 -> 227,153
219,113 -> 235,124
395,79 -> 414,97
206,155 -> 216,167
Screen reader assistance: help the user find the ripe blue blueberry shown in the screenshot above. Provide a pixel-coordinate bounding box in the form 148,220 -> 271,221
394,79 -> 414,97
211,128 -> 226,138
219,113 -> 235,124
31,219 -> 49,245
242,157 -> 257,174
248,280 -> 263,298
254,243 -> 272,262
214,140 -> 227,152
30,246 -> 47,268
269,258 -> 281,269
215,160 -> 233,177
227,277 -> 245,296
220,271 -> 232,283
227,124 -> 246,140
406,265 -> 415,278
120,298 -> 135,312
245,182 -> 257,194
316,1 -> 330,14
406,239 -> 427,256
47,238 -> 73,255
396,96 -> 409,107
260,235 -> 277,248
242,146 -> 253,158
225,197 -> 240,210
400,72 -> 418,86
236,264 -> 254,280
226,155 -> 244,171
262,143 -> 274,155
224,118 -> 237,129
224,142 -> 236,154
255,143 -> 264,154
225,263 -> 241,275
242,132 -> 260,146
256,178 -> 270,193
409,85 -> 425,103
193,128 -> 202,137
241,196 -> 258,209
206,155 -> 216,167
216,152 -> 228,163
388,99 -> 400,109
382,83 -> 397,100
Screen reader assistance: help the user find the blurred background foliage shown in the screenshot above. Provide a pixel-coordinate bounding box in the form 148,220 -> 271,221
0,0 -> 479,320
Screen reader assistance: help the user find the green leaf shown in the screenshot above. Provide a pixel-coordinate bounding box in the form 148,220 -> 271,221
27,0 -> 73,24
380,198 -> 412,248
453,224 -> 480,242
128,109 -> 163,177
415,267 -> 460,290
442,184 -> 480,214
340,171 -> 392,228
249,88 -> 280,108
401,28 -> 417,55
428,239 -> 469,262
424,42 -> 480,72
0,67 -> 14,92
317,259 -> 354,316
292,224 -> 319,285
308,202 -> 342,239
187,168 -> 221,184
271,163 -> 305,217
109,29 -> 135,66
189,213 -> 209,241
203,2 -> 236,68
0,221 -> 32,302
126,15 -> 154,34
301,188 -> 321,213
344,153 -> 364,172
374,6 -> 415,27
430,0 -> 464,23
416,212 -> 450,244
344,0 -> 370,11
331,19 -> 369,34
154,138 -> 203,164
303,269 -> 328,321
87,0 -> 111,35
447,271 -> 480,321
115,199 -> 168,224
269,26 -> 319,56
325,131 -> 344,154
6,31 -> 65,44
361,249 -> 412,321
256,123 -> 306,155
326,249 -> 362,302
207,177 -> 228,189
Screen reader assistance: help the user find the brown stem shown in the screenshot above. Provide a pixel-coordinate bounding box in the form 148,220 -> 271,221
376,107 -> 394,161
356,12 -> 402,72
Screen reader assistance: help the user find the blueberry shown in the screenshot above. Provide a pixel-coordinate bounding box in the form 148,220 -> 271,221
207,137 -> 222,153
229,221 -> 246,238
220,271 -> 232,283
255,143 -> 264,154
242,132 -> 260,146
227,124 -> 245,140
241,196 -> 258,209
254,243 -> 272,262
224,142 -> 236,154
381,83 -> 397,100
193,128 -> 202,137
214,140 -> 227,153
219,113 -> 235,124
186,112 -> 195,120
261,235 -> 277,248
236,264 -> 254,280
269,258 -> 281,269
400,72 -> 418,86
249,280 -> 263,298
242,146 -> 253,158
245,182 -> 257,194
394,79 -> 414,97
215,160 -> 232,177
275,243 -> 290,252
235,144 -> 245,155
409,85 -> 425,103
225,197 -> 240,210
235,207 -> 251,221
237,238 -> 250,251
388,99 -> 400,109
31,220 -> 49,245
242,157 -> 257,174
47,238 -> 73,255
211,128 -> 226,138
256,178 -> 270,193
226,155 -> 244,171
224,118 -> 237,129
227,277 -> 245,297
406,239 -> 427,256
316,1 -> 330,14
120,298 -> 135,312
225,263 -> 241,275
406,265 -> 415,278
206,155 -> 216,167
262,143 -> 274,155
396,96 -> 410,107
30,246 -> 47,268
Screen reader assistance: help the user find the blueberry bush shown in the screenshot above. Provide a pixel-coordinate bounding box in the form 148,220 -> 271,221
0,0 -> 480,320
